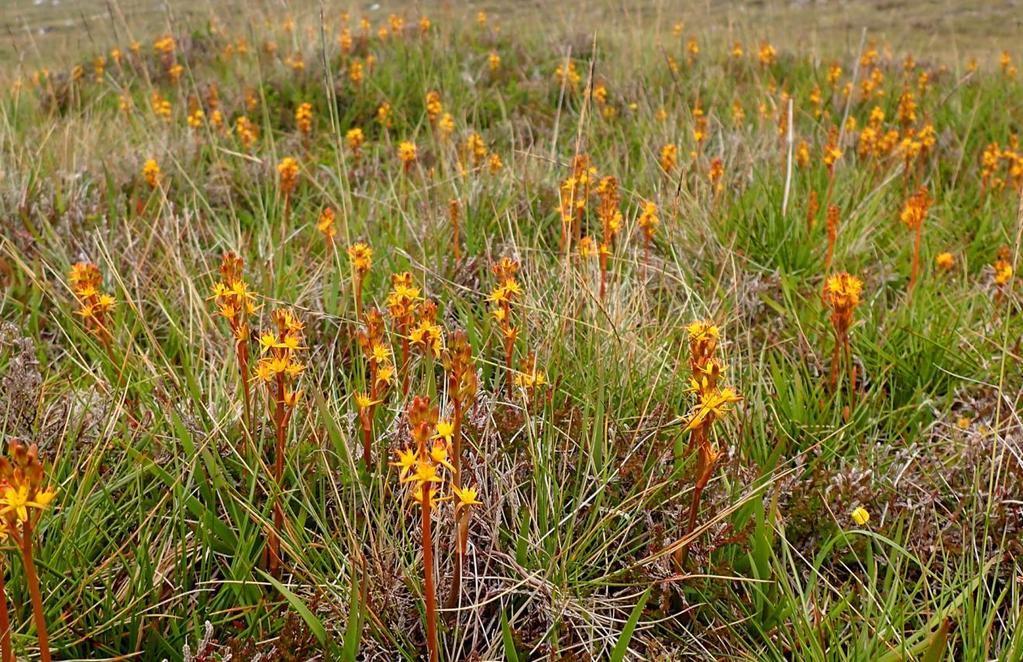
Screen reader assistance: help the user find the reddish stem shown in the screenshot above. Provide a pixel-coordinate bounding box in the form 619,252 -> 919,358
909,222 -> 922,295
0,563 -> 12,662
447,399 -> 464,611
21,520 -> 51,662
422,483 -> 438,662
354,277 -> 364,322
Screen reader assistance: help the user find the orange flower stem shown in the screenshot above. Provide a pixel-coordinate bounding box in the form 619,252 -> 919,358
20,520 -> 51,662
361,414 -> 373,468
401,336 -> 411,396
447,398 -> 464,612
452,212 -> 460,262
354,276 -> 364,322
0,563 -> 12,662
282,192 -> 291,238
599,253 -> 607,302
823,171 -> 836,216
422,482 -> 439,662
237,338 -> 253,437
676,441 -> 717,570
269,377 -> 287,578
909,222 -> 922,295
829,329 -> 841,392
504,337 -> 514,397
844,334 -> 856,402
642,239 -> 650,280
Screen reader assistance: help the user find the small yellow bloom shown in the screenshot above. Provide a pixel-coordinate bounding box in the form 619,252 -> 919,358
398,141 -> 417,168
391,448 -> 417,481
453,485 -> 482,510
143,159 -> 161,189
851,506 -> 870,526
354,392 -> 378,410
277,157 -> 300,194
434,420 -> 454,445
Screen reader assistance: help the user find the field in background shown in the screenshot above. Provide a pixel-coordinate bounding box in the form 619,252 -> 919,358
1,0 -> 1022,661
3,0 -> 1023,69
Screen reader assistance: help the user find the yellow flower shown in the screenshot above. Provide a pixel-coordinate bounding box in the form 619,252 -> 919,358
355,392 -> 379,410
453,485 -> 482,510
823,273 -> 864,312
434,420 -> 454,445
659,143 -> 678,173
429,441 -> 455,472
408,459 -> 444,486
0,484 -> 54,523
994,259 -> 1013,286
371,343 -> 390,364
685,387 -> 742,432
377,101 -> 392,128
375,364 -> 395,388
346,127 -> 365,153
391,448 -> 417,481
277,157 -> 300,195
851,506 -> 870,526
347,242 -> 373,275
935,252 -> 955,271
143,159 -> 161,188
317,207 -> 336,242
295,102 -> 314,135
398,141 -> 418,167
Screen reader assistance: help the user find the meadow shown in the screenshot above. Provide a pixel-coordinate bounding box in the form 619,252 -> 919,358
0,2 -> 1021,660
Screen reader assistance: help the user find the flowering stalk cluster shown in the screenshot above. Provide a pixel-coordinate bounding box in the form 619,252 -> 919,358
235,116 -> 259,151
488,258 -> 522,395
441,330 -> 478,608
676,321 -> 741,568
514,351 -> 548,405
409,300 -> 444,375
256,309 -> 305,576
994,245 -> 1014,304
821,126 -> 843,212
355,309 -> 395,467
143,158 -> 161,189
398,141 -> 417,173
387,272 -> 422,395
637,200 -> 659,271
899,185 -> 931,294
277,157 -> 300,229
69,262 -> 116,355
210,252 -> 258,432
392,397 -> 481,662
0,441 -> 57,662
823,273 -> 863,395
558,155 -> 596,255
347,242 -> 372,320
317,207 -> 336,246
595,176 -> 622,301
295,101 -> 313,137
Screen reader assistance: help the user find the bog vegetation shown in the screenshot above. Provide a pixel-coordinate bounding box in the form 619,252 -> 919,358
0,4 -> 1021,660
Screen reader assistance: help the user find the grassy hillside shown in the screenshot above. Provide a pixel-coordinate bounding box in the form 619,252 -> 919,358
0,2 -> 1021,660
